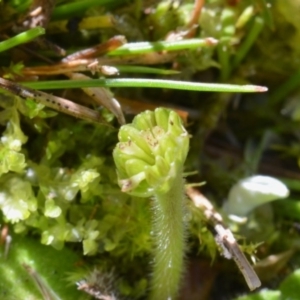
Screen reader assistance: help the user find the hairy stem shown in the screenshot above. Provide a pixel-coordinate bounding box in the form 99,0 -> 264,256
150,170 -> 186,300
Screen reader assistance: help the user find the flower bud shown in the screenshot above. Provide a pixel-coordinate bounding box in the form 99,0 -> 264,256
113,108 -> 189,197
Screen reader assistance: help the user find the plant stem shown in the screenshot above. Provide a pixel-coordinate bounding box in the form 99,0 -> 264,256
150,169 -> 186,300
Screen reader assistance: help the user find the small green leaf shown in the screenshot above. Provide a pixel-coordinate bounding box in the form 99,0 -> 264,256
83,238 -> 99,256
44,198 -> 62,218
0,177 -> 37,223
280,268 -> 300,299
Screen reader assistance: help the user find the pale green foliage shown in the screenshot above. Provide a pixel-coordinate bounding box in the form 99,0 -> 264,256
0,94 -> 152,267
44,198 -> 62,218
0,176 -> 36,222
0,106 -> 27,175
0,105 -> 37,223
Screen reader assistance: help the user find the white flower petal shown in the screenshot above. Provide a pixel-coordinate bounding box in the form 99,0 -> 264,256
223,175 -> 289,216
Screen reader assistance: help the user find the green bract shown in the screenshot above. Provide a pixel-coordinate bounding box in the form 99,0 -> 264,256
113,108 -> 189,197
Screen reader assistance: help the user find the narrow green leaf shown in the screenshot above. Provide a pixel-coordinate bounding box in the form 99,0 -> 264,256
23,78 -> 268,93
0,28 -> 45,53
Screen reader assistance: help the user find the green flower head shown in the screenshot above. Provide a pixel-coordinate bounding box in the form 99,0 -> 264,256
113,108 -> 189,197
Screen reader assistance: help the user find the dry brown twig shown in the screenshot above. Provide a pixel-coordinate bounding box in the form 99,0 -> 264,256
0,77 -> 110,125
1,33 -> 129,125
186,186 -> 261,291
